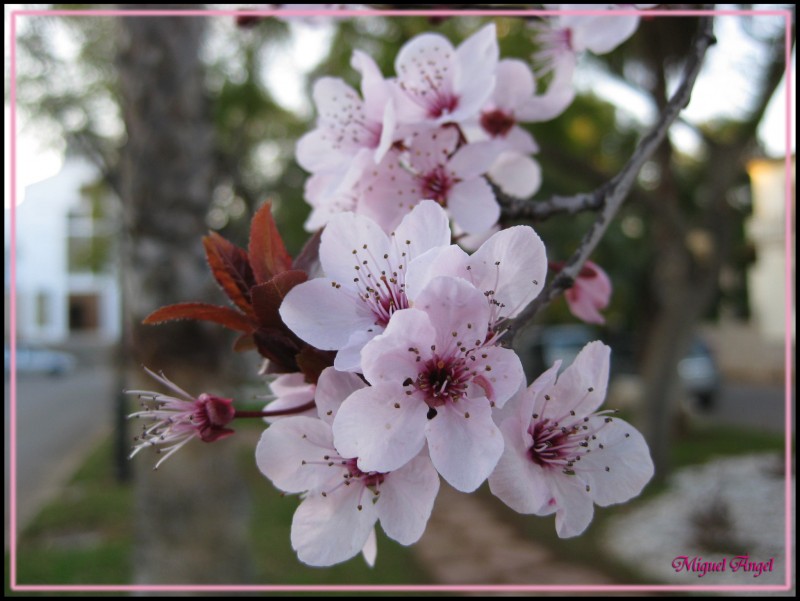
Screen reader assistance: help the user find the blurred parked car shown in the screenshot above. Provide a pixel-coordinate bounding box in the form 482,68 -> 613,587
4,345 -> 78,377
521,325 -> 721,409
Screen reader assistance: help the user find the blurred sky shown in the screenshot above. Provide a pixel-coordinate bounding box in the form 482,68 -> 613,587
4,6 -> 796,208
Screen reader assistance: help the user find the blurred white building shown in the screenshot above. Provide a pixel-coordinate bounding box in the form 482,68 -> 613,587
4,155 -> 121,344
746,155 -> 796,344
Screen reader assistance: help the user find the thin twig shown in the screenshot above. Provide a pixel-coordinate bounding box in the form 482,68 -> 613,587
503,16 -> 716,346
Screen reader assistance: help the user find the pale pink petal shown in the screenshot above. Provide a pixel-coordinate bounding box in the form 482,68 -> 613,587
269,373 -> 311,399
256,416 -> 339,494
404,245 -> 469,301
452,23 -> 499,123
411,276 -> 491,351
470,345 -> 525,408
566,261 -> 612,325
550,341 -> 610,418
360,308 -> 436,386
296,128 -> 343,173
351,49 -> 390,123
391,199 -> 453,261
449,141 -> 501,180
376,455 -> 440,545
566,287 -> 606,324
573,15 -> 639,54
291,484 -> 378,567
404,127 -> 460,173
280,278 -> 374,350
361,528 -> 378,567
551,471 -> 595,538
447,177 -> 500,235
503,126 -> 539,154
578,417 -> 654,507
319,211 -> 392,285
262,390 -> 316,423
394,33 -> 457,123
315,367 -> 367,424
331,384 -> 429,473
488,416 -> 551,513
489,151 -> 542,198
425,395 -> 504,492
333,329 -> 380,373
374,99 -> 397,164
466,225 -> 548,320
492,59 -> 535,111
516,54 -> 576,122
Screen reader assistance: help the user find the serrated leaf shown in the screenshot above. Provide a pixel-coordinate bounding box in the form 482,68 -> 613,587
203,232 -> 256,317
248,201 -> 292,284
251,270 -> 309,330
143,302 -> 254,333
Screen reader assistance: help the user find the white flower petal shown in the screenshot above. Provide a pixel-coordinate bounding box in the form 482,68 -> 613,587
319,211 -> 392,285
425,395 -> 504,492
449,141 -> 501,180
488,416 -> 551,513
291,484 -> 377,567
256,416 -> 340,494
391,199 -> 452,261
315,367 -> 367,424
280,278 -> 373,350
579,417 -> 654,507
466,225 -> 548,320
493,59 -> 535,111
332,384 -> 429,474
551,471 -> 595,538
377,455 -> 440,545
412,276 -> 491,349
550,341 -> 610,418
489,151 -> 542,199
447,178 -> 500,235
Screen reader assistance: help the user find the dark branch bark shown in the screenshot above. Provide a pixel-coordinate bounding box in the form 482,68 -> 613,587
502,16 -> 717,345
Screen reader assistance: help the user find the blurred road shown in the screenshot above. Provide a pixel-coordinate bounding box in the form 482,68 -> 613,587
4,347 -> 116,547
703,380 -> 790,435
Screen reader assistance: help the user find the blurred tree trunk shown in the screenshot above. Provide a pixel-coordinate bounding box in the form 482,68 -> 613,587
116,6 -> 254,584
638,18 -> 788,482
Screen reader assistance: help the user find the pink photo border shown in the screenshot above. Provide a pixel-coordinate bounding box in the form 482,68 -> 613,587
7,5 -> 795,594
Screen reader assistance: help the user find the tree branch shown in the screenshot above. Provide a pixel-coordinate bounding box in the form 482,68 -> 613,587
503,16 -> 716,345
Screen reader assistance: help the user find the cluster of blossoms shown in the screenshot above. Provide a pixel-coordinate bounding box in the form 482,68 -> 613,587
133,9 -> 656,569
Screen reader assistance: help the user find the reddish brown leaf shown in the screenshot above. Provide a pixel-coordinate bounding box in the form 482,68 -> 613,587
203,232 -> 256,317
144,302 -> 255,333
232,333 -> 257,352
296,347 -> 336,384
248,201 -> 292,283
251,270 -> 308,330
292,227 -> 323,275
253,327 -> 303,372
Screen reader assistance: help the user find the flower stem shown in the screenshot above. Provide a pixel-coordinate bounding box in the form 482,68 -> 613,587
234,400 -> 317,419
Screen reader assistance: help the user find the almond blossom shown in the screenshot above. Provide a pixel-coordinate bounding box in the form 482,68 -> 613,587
391,23 -> 498,127
280,200 -> 451,371
332,276 -> 525,492
126,367 -> 236,469
256,367 -> 440,567
488,341 -> 654,537
360,126 -> 502,234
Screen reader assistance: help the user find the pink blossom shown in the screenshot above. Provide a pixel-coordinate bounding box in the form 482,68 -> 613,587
391,23 -> 499,126
488,341 -> 654,537
360,126 -> 502,235
280,200 -> 452,371
256,367 -> 440,567
530,5 -> 647,117
564,260 -> 612,325
332,276 -> 525,492
405,224 -> 548,327
296,51 -> 395,175
127,368 -> 235,469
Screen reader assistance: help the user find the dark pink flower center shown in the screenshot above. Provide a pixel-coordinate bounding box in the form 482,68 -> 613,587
415,355 -> 471,408
419,166 -> 454,206
428,93 -> 459,119
480,109 -> 516,138
194,394 -> 236,443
